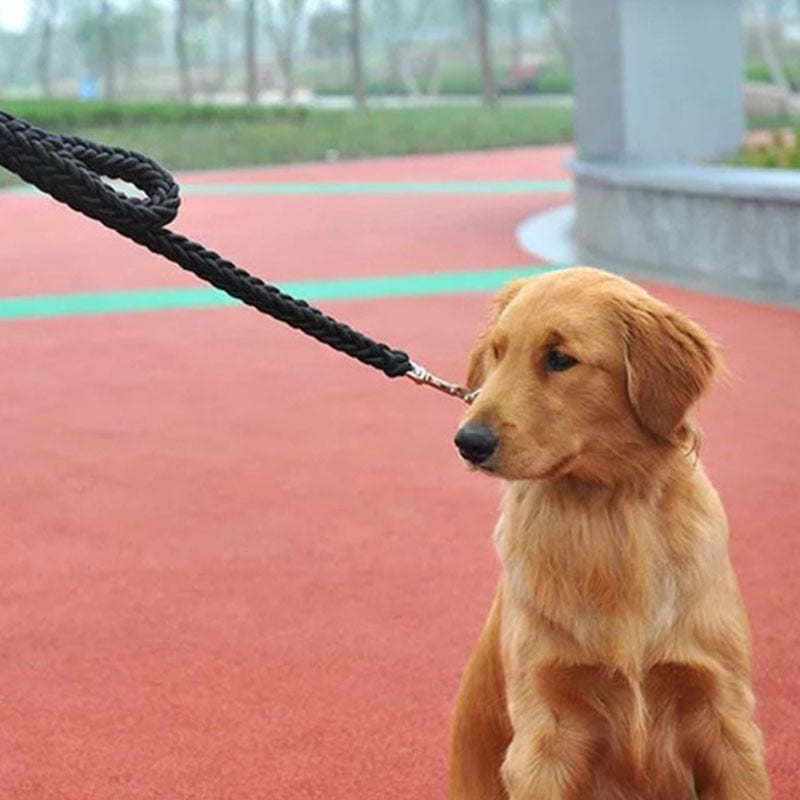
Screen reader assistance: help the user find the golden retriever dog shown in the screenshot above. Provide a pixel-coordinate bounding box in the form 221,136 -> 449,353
449,267 -> 769,800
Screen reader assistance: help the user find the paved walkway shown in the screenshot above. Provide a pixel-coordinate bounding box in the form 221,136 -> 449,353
1,146 -> 797,799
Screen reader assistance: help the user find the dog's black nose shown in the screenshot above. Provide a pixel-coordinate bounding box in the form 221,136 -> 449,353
454,423 -> 498,465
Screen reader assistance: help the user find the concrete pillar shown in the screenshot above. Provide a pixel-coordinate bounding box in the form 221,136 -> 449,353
570,0 -> 744,163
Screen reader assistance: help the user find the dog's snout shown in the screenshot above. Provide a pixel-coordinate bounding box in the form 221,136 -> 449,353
454,423 -> 498,465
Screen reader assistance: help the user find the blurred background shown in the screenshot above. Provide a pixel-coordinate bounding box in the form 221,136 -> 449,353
0,0 -> 571,105
2,0 -> 800,177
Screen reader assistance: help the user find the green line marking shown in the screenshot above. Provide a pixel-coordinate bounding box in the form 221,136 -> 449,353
6,179 -> 572,198
0,264 -> 566,322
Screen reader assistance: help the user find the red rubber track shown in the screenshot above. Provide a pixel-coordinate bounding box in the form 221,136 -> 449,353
1,147 -> 798,799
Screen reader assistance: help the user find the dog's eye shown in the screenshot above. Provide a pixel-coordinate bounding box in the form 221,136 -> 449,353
544,349 -> 579,372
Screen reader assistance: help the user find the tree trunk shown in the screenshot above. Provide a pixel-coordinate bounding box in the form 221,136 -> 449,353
387,43 -> 402,87
749,0 -> 790,94
349,0 -> 366,108
383,0 -> 403,86
175,0 -> 193,101
474,0 -> 497,106
99,0 -> 117,101
38,11 -> 54,98
508,0 -> 522,71
244,0 -> 258,104
215,6 -> 231,92
540,0 -> 570,70
281,48 -> 295,102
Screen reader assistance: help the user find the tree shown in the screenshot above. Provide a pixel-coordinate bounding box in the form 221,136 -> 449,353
244,0 -> 258,103
378,0 -> 404,86
264,0 -> 309,102
308,3 -> 348,61
174,0 -> 227,102
99,0 -> 117,99
34,0 -> 59,98
213,0 -> 232,94
349,0 -> 366,107
0,30 -> 29,91
504,0 -> 523,72
371,0 -> 450,96
539,0 -> 570,70
748,0 -> 791,95
473,0 -> 497,105
175,0 -> 192,100
74,0 -> 119,100
116,0 -> 165,93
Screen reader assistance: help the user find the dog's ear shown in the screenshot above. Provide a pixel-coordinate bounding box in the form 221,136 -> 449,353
466,280 -> 526,390
619,298 -> 721,440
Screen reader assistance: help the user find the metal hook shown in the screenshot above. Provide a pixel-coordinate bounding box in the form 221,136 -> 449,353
406,362 -> 480,404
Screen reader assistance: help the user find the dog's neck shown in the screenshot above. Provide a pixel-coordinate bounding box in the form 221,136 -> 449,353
494,449 -> 720,670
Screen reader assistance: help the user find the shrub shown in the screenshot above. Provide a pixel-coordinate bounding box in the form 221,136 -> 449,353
733,129 -> 800,169
0,100 -> 308,130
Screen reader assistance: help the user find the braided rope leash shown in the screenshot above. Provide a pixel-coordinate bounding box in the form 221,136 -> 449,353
0,110 -> 477,402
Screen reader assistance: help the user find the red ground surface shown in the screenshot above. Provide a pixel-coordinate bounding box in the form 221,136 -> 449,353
1,147 -> 798,799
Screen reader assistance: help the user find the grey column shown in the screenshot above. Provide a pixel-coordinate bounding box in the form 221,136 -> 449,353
570,0 -> 744,163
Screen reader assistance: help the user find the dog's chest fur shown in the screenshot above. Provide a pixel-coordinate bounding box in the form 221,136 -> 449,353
494,477 -> 697,671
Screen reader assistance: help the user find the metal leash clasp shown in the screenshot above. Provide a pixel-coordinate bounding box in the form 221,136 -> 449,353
406,362 -> 480,405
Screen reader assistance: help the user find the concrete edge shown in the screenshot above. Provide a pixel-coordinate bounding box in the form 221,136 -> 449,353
570,159 -> 800,204
515,203 -> 800,310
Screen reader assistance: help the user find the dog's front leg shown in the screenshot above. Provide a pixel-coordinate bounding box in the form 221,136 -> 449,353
691,678 -> 770,800
448,589 -> 512,800
499,706 -> 594,800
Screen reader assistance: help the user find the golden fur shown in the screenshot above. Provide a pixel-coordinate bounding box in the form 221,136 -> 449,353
448,268 -> 769,800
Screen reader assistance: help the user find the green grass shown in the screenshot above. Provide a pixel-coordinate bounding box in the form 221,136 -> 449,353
314,63 -> 573,97
0,99 -> 309,128
5,99 -> 798,191
0,103 -> 573,187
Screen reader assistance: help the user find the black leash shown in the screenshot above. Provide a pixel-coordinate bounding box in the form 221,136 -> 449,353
0,109 -> 475,402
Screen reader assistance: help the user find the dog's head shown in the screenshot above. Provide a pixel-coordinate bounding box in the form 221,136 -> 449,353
455,267 -> 721,484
